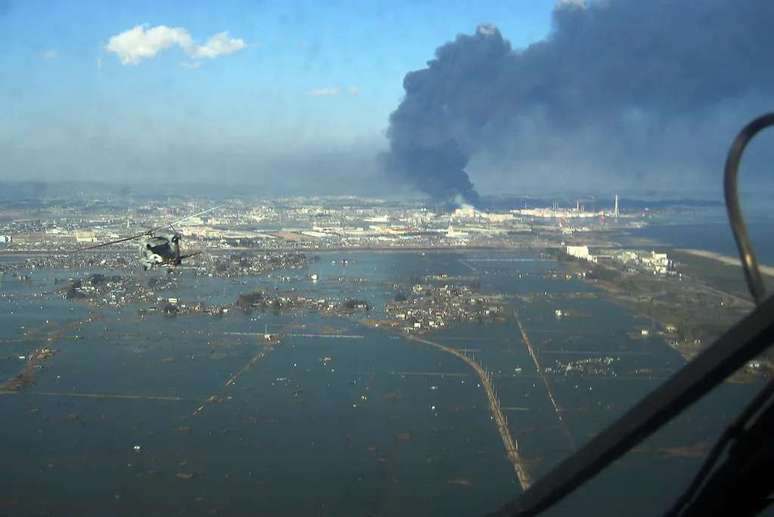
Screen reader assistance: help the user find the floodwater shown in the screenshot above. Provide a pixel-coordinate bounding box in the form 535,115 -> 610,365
0,251 -> 760,516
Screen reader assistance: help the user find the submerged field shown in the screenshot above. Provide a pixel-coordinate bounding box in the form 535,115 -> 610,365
0,251 -> 760,516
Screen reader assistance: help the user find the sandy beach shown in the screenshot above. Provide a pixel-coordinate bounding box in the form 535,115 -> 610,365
679,248 -> 774,277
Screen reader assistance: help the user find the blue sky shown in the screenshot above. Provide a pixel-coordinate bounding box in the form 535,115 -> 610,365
0,0 -> 558,187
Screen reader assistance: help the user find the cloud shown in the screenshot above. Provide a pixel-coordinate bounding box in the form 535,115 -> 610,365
106,25 -> 192,65
307,86 -> 361,97
189,32 -> 245,59
41,49 -> 57,60
476,23 -> 498,36
105,25 -> 245,65
308,87 -> 341,97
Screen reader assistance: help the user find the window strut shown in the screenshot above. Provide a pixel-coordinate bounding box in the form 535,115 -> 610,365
724,113 -> 774,305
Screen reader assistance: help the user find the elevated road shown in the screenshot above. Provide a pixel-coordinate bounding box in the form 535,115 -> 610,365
513,310 -> 576,450
405,334 -> 533,491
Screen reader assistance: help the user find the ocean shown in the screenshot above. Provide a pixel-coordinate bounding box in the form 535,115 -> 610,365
623,217 -> 774,264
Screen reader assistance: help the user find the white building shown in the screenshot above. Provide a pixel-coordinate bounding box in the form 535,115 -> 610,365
613,249 -> 671,274
566,245 -> 598,263
641,251 -> 671,274
74,230 -> 97,243
515,208 -> 601,219
614,250 -> 639,265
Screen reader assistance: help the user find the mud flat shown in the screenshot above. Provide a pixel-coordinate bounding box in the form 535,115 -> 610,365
1,347 -> 56,391
557,253 -> 771,379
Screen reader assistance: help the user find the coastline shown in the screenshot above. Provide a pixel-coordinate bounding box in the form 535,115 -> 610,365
678,248 -> 774,278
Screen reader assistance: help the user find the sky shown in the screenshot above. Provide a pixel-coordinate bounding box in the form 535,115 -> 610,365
2,0 -> 773,199
0,0 -> 557,194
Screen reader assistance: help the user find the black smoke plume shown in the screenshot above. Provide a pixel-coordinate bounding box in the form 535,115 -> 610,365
383,0 -> 774,201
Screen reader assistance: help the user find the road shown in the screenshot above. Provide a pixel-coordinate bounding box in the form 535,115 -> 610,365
513,309 -> 577,450
405,334 -> 533,491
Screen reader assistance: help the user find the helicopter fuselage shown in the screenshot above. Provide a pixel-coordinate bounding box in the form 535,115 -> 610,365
139,233 -> 180,270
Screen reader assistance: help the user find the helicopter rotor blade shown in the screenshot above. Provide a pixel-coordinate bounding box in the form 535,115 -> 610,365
164,206 -> 221,231
75,206 -> 219,252
127,207 -> 220,237
77,231 -> 150,251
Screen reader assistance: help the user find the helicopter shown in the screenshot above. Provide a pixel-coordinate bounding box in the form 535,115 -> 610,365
78,206 -> 220,270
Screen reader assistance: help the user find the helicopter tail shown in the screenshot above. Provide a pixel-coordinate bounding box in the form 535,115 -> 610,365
178,251 -> 202,261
